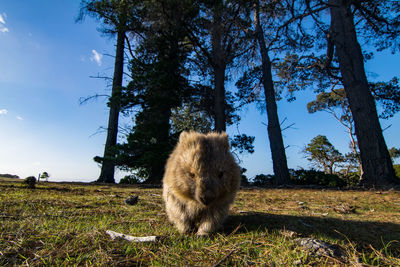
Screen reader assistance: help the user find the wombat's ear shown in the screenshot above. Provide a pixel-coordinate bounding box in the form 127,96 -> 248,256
220,132 -> 229,151
179,131 -> 190,143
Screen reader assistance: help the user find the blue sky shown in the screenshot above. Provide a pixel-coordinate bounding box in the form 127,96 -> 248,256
0,1 -> 399,182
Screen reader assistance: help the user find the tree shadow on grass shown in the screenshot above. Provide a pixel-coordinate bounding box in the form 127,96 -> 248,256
223,212 -> 400,251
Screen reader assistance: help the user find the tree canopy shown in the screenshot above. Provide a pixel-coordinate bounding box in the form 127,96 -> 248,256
82,0 -> 400,187
304,135 -> 344,175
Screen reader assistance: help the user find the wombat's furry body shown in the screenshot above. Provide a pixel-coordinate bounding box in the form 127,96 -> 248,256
162,131 -> 240,235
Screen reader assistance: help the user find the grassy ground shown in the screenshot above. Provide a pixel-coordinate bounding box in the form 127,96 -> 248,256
1,178 -> 400,266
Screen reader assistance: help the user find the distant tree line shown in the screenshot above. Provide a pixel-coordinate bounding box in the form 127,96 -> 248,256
0,174 -> 20,179
79,0 -> 400,188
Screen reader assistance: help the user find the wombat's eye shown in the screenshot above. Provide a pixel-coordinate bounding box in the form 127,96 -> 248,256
218,171 -> 224,178
189,172 -> 195,178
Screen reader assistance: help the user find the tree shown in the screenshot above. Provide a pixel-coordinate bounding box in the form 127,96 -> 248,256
307,87 -> 400,179
389,147 -> 400,162
307,89 -> 362,176
108,1 -> 255,183
252,0 -> 290,185
40,172 -> 50,182
327,0 -> 398,187
304,135 -> 344,174
278,0 -> 400,187
184,0 -> 251,132
171,104 -> 213,134
115,0 -> 197,183
78,0 -> 141,183
370,77 -> 400,119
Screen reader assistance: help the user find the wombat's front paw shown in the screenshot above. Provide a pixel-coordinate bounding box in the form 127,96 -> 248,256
197,221 -> 215,236
196,229 -> 210,236
175,221 -> 194,234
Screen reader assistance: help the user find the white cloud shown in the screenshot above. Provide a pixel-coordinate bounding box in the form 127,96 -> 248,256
0,109 -> 8,115
16,116 -> 23,120
90,49 -> 102,66
0,13 -> 9,33
0,13 -> 6,24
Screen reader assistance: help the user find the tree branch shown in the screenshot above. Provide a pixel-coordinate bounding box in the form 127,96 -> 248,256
79,94 -> 110,105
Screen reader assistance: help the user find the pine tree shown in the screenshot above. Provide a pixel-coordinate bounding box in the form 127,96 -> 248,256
115,0 -> 196,183
277,0 -> 400,187
78,0 -> 141,183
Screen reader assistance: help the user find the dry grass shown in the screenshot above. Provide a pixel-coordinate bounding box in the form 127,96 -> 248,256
1,177 -> 399,266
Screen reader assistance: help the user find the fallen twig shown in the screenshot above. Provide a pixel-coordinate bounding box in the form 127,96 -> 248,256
106,230 -> 159,243
213,248 -> 240,267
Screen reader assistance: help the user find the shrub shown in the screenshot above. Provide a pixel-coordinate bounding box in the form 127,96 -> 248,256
252,174 -> 274,187
394,164 -> 400,179
240,168 -> 250,186
0,173 -> 20,179
119,175 -> 142,184
340,171 -> 361,187
289,169 -> 346,187
24,176 -> 37,189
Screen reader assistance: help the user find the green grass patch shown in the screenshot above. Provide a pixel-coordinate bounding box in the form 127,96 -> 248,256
1,179 -> 399,266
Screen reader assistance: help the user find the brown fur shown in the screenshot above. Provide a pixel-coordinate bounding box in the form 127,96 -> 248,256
162,131 -> 241,235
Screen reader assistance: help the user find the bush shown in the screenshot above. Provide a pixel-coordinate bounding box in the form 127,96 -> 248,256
119,175 -> 142,184
240,168 -> 250,186
252,174 -> 274,187
289,169 -> 346,187
24,176 -> 37,189
394,164 -> 400,179
0,173 -> 20,179
340,171 -> 361,187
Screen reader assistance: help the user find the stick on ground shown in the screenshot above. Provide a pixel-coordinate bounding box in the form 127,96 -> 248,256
106,230 -> 159,243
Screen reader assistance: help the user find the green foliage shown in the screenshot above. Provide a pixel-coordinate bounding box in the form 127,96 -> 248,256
78,0 -> 142,35
252,174 -> 274,187
0,174 -> 19,179
343,152 -> 361,171
240,168 -> 250,186
304,135 -> 344,174
116,0 -> 196,183
307,89 -> 352,128
235,66 -> 263,106
231,134 -> 255,154
289,169 -> 346,187
394,164 -> 400,178
119,175 -> 142,184
388,147 -> 400,161
340,171 -> 361,187
170,104 -> 212,134
24,176 -> 36,189
370,77 -> 400,119
40,172 -> 50,181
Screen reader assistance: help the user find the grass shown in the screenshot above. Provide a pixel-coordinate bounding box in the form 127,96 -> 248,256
1,177 -> 400,266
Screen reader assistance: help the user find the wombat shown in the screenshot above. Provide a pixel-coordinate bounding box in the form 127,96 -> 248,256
162,131 -> 241,236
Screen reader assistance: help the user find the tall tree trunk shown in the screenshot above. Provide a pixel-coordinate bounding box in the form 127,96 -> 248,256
347,124 -> 363,178
144,41 -> 180,184
328,164 -> 333,175
146,107 -> 172,184
329,0 -> 397,187
214,65 -> 226,132
254,1 -> 290,185
98,30 -> 125,183
211,10 -> 227,132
